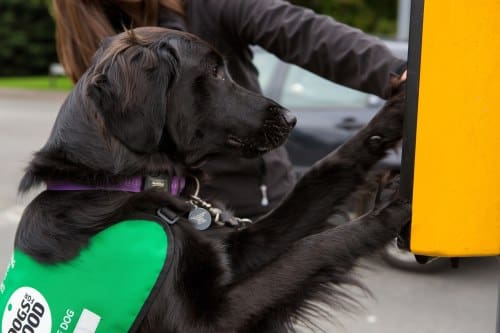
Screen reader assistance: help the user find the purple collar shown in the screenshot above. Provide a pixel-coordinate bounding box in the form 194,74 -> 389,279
46,176 -> 186,196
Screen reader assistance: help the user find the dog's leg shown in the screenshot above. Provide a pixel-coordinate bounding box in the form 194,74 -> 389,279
214,198 -> 411,332
227,81 -> 406,276
145,178 -> 409,333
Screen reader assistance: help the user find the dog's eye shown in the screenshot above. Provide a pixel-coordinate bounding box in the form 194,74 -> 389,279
211,66 -> 218,76
211,65 -> 225,81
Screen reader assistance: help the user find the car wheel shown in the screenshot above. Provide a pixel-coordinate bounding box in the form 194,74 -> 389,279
380,238 -> 448,272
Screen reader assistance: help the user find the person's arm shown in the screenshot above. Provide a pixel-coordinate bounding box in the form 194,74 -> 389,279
216,0 -> 406,98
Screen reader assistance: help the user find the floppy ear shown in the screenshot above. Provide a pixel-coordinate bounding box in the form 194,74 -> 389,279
86,73 -> 113,110
85,68 -> 168,154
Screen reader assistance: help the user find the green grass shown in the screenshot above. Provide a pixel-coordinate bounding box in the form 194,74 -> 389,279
0,76 -> 73,91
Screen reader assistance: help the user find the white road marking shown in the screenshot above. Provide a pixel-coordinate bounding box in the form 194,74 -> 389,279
366,314 -> 378,324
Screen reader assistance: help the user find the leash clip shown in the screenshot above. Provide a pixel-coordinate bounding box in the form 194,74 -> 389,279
157,207 -> 179,225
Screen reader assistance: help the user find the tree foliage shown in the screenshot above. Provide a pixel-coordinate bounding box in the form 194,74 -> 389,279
0,0 -> 397,77
289,0 -> 397,36
0,0 -> 56,76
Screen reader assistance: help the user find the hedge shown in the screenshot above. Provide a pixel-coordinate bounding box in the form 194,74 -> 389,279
0,0 -> 396,77
0,0 -> 56,77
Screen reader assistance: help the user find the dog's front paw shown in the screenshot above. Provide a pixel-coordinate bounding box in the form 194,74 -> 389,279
379,198 -> 412,236
371,173 -> 399,210
364,76 -> 406,153
372,173 -> 411,232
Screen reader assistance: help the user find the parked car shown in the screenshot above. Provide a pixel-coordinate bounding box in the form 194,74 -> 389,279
253,40 -> 408,174
253,41 -> 446,271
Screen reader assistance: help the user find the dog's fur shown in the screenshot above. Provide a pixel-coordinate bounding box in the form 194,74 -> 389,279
17,28 -> 410,332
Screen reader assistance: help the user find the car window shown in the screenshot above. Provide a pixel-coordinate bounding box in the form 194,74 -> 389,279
252,51 -> 279,92
281,65 -> 373,108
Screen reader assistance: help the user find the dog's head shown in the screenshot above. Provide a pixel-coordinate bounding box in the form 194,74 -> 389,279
88,27 -> 295,165
21,27 -> 295,189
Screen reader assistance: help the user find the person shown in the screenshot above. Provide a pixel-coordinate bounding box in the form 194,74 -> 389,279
51,0 -> 407,218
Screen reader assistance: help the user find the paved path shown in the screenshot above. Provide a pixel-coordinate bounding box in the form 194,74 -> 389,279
0,89 -> 65,210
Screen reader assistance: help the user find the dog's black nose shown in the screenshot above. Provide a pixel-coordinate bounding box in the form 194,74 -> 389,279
284,112 -> 297,129
269,105 -> 297,129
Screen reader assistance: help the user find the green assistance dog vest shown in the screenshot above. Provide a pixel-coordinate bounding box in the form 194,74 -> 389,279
0,219 -> 173,333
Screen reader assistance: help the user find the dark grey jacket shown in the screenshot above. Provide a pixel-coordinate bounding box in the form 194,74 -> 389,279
161,0 -> 406,217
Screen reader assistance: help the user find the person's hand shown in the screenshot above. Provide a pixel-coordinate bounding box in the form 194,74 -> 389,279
401,70 -> 407,81
389,69 -> 407,97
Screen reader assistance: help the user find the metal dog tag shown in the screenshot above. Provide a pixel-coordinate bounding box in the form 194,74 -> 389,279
188,206 -> 212,230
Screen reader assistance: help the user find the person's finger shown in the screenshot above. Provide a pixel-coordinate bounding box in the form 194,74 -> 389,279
401,70 -> 407,81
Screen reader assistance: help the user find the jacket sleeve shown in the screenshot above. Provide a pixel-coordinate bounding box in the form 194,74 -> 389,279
214,0 -> 406,98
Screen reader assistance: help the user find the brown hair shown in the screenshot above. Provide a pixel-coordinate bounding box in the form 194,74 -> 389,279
51,0 -> 184,82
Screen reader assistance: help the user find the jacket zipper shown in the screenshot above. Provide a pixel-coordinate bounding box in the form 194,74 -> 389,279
258,158 -> 269,207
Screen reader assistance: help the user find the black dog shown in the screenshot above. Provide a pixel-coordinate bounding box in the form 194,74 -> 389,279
16,27 -> 410,332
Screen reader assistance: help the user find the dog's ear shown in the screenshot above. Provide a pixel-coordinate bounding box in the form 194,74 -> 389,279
86,68 -> 169,154
86,73 -> 113,110
85,37 -> 180,154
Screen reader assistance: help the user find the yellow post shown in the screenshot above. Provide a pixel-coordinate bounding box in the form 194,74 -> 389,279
403,0 -> 500,257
